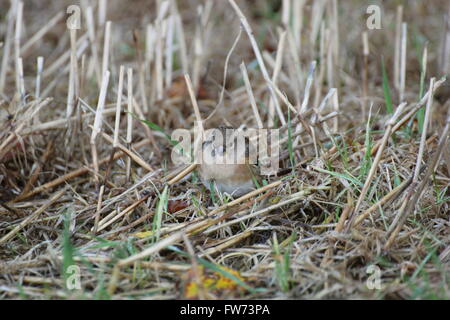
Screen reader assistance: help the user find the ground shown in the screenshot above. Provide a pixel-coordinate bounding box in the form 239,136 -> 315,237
0,0 -> 449,299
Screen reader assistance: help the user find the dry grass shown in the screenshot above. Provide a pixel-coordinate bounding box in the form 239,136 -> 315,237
0,0 -> 449,299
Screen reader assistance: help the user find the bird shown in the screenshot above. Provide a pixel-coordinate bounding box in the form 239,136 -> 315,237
197,126 -> 259,197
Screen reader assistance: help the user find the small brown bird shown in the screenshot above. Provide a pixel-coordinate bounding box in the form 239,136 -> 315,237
198,126 -> 259,197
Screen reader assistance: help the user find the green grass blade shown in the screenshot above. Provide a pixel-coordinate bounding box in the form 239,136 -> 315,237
313,166 -> 364,188
153,186 -> 169,241
132,114 -> 179,146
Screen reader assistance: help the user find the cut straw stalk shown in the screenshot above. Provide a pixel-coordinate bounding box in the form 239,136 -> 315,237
126,70 -> 134,140
208,25 -> 242,121
207,180 -> 282,217
90,170 -> 158,227
413,78 -> 435,181
35,56 -> 44,99
165,15 -> 175,89
300,61 -> 317,113
384,78 -> 439,250
285,30 -> 303,104
0,1 -> 17,95
330,0 -> 340,76
42,34 -> 89,80
353,177 -> 412,227
314,23 -> 327,109
115,180 -> 282,269
91,70 -> 111,185
394,5 -> 403,90
174,13 -> 188,74
268,30 -> 287,127
99,131 -> 153,172
292,0 -> 305,51
12,139 -> 152,203
93,184 -> 105,234
0,189 -> 65,246
332,86 -> 339,132
191,1 -> 213,92
21,11 -> 64,55
309,0 -> 326,59
168,1 -> 188,74
199,230 -> 253,257
154,18 -> 165,101
19,139 -> 54,197
417,45 -> 428,132
155,1 -> 170,100
346,102 -> 407,230
204,187 -> 320,235
113,66 -> 125,147
95,191 -> 152,233
115,218 -> 211,267
184,73 -> 204,162
293,60 -> 317,149
321,194 -> 353,267
135,31 -> 149,114
86,6 -> 102,87
145,24 -> 155,71
385,115 -> 449,250
246,53 -> 298,116
26,107 -> 116,133
228,0 -> 286,126
399,23 -> 407,102
441,4 -> 450,74
281,0 -> 291,27
14,1 -> 23,97
102,207 -> 157,238
326,9 -> 339,98
362,31 -> 369,119
240,62 -> 263,128
167,163 -> 197,186
131,97 -> 160,156
368,77 -> 446,157
16,57 -> 25,100
262,51 -> 290,84
126,68 -> 133,181
0,98 -> 52,161
67,28 -> 78,118
102,21 -> 111,84
98,0 -> 107,26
